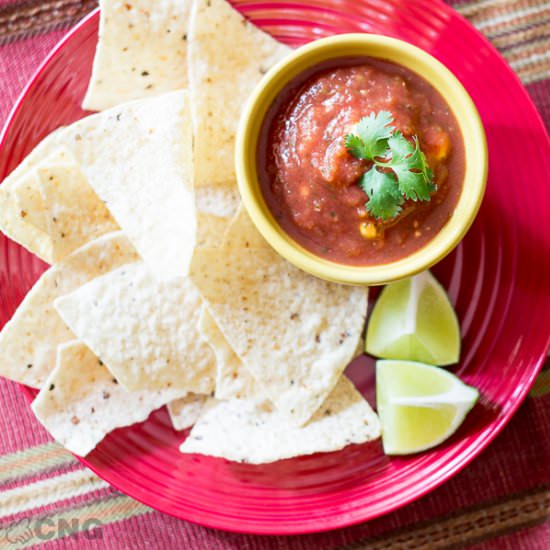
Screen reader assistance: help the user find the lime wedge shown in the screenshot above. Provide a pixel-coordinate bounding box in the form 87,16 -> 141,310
366,270 -> 460,365
376,360 -> 478,455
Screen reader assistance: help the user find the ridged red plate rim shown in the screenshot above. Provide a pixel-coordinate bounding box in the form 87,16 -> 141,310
1,0 -> 549,535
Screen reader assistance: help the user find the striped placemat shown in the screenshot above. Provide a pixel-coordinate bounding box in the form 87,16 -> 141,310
0,1 -> 549,548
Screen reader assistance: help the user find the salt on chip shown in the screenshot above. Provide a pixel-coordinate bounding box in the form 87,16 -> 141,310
39,163 -> 119,262
32,341 -> 188,456
180,376 -> 380,464
167,394 -> 207,431
188,0 -> 291,186
0,231 -> 139,388
190,247 -> 368,426
83,0 -> 192,111
54,261 -> 216,393
199,308 -> 259,400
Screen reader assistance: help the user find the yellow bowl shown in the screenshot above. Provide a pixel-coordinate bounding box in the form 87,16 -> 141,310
235,34 -> 487,285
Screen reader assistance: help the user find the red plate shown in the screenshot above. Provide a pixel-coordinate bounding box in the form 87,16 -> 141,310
1,0 -> 549,535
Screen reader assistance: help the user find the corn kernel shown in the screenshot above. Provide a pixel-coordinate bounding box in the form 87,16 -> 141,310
359,222 -> 377,239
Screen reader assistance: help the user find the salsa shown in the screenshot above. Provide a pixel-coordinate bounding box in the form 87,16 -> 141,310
258,58 -> 466,266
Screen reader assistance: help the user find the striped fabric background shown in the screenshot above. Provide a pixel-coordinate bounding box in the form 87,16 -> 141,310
0,0 -> 549,548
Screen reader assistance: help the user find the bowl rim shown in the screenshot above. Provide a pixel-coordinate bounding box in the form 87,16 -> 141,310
236,33 -> 488,285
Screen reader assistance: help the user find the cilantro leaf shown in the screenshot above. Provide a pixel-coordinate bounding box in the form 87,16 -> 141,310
345,111 -> 436,220
387,131 -> 414,162
344,133 -> 369,160
389,135 -> 436,201
392,167 -> 431,201
345,111 -> 394,159
359,169 -> 404,220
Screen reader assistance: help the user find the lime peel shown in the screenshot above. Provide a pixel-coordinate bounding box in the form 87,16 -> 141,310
376,360 -> 478,455
366,270 -> 461,366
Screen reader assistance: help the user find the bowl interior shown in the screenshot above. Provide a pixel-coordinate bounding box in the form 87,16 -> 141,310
237,34 -> 488,285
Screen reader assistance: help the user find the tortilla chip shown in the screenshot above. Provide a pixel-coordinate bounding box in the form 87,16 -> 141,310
13,170 -> 47,233
188,0 -> 291,186
190,248 -> 368,426
0,129 -> 67,263
167,394 -> 207,431
0,231 -> 139,388
180,376 -> 380,464
54,261 -> 216,393
12,148 -> 76,235
0,185 -> 53,263
38,163 -> 119,262
199,308 -> 259,400
68,90 -> 195,280
195,184 -> 240,218
195,184 -> 241,249
196,213 -> 232,248
222,205 -> 268,249
1,128 -> 66,189
83,0 -> 192,111
32,341 -> 187,456
2,91 -> 195,279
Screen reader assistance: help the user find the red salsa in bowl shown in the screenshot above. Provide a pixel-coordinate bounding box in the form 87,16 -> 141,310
257,57 -> 466,266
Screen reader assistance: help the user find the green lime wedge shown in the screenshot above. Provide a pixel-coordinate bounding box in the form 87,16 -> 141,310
376,360 -> 479,455
366,270 -> 460,365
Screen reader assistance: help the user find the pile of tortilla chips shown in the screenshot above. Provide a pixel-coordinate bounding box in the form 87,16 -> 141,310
0,0 -> 380,463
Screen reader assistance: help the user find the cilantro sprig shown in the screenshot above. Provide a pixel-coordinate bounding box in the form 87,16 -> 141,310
344,111 -> 435,221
